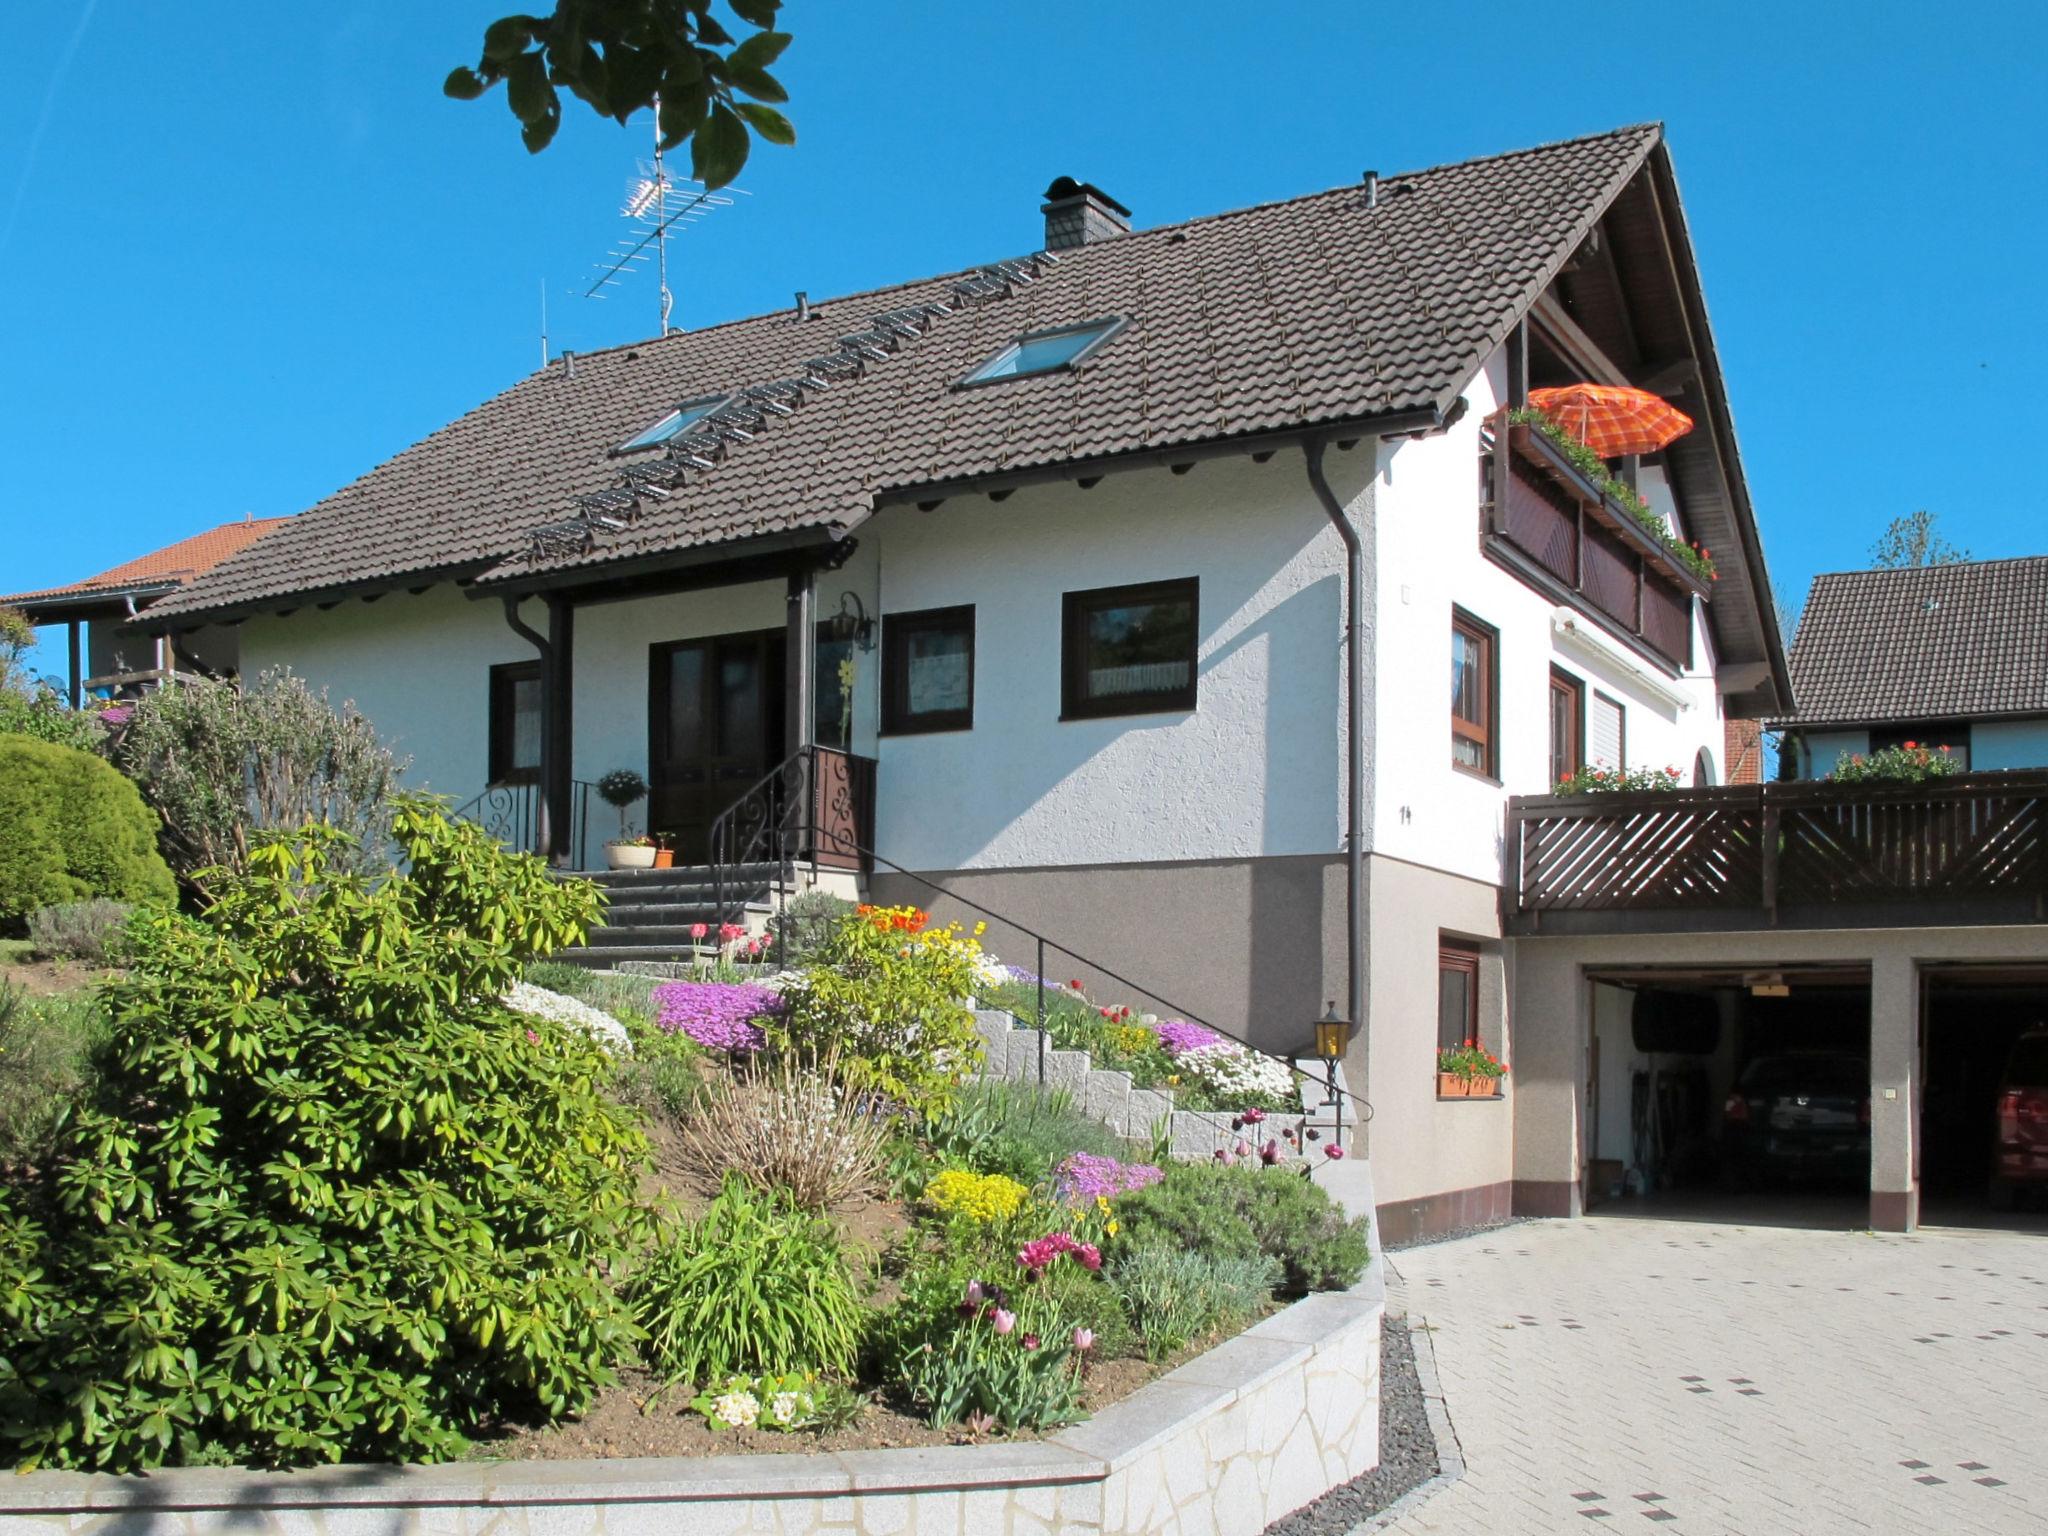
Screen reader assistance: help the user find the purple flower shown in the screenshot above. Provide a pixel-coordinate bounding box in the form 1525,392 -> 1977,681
1154,1019 -> 1226,1058
991,1309 -> 1016,1335
650,980 -> 785,1053
1052,1153 -> 1165,1204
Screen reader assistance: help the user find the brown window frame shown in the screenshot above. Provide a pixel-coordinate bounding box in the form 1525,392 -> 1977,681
1437,943 -> 1480,1052
488,660 -> 543,785
1450,609 -> 1498,780
1548,667 -> 1583,788
881,605 -> 976,735
1061,577 -> 1200,721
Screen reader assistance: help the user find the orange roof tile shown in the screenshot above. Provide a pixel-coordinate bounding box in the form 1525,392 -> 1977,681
1,517 -> 291,609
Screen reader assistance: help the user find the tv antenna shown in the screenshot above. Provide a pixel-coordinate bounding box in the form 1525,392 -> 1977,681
584,97 -> 748,335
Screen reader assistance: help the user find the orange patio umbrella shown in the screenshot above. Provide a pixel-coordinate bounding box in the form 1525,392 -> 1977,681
1527,383 -> 1693,458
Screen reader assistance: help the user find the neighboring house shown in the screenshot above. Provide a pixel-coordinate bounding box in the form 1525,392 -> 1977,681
1,516 -> 289,704
1773,557 -> 2048,776
141,125 -> 1792,1242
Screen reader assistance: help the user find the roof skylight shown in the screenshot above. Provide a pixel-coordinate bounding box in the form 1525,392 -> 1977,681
615,394 -> 728,454
961,318 -> 1125,386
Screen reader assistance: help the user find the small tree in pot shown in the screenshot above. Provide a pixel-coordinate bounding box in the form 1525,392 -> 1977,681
596,768 -> 653,868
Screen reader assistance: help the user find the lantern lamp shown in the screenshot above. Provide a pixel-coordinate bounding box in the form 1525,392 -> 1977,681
1313,1001 -> 1351,1062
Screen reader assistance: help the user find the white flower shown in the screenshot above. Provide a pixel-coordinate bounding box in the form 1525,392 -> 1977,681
768,1390 -> 804,1425
503,982 -> 632,1054
712,1390 -> 760,1428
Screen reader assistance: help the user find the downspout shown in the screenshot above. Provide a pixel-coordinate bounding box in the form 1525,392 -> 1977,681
1303,436 -> 1367,1138
501,596 -> 555,861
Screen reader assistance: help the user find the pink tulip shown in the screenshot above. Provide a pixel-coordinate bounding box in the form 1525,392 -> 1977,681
1022,1333 -> 1041,1351
1325,1144 -> 1347,1160
690,922 -> 708,940
991,1309 -> 1016,1335
964,1279 -> 985,1305
1072,1327 -> 1095,1352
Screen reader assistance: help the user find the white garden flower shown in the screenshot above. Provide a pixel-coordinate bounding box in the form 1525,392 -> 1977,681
768,1390 -> 804,1425
713,1390 -> 761,1428
503,982 -> 632,1054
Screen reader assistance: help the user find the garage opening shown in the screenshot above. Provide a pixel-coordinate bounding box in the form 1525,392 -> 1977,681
1922,965 -> 2048,1231
1583,964 -> 1872,1229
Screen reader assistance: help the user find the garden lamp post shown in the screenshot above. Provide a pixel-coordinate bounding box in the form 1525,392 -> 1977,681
1313,1000 -> 1351,1126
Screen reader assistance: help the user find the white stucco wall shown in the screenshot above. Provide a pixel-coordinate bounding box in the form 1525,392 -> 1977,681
864,452 -> 1357,871
1368,349 -> 1728,886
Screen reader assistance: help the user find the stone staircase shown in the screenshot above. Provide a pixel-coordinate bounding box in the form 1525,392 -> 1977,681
970,1008 -> 1355,1163
547,861 -> 782,968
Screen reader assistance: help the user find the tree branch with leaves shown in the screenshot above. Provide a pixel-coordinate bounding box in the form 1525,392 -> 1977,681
446,0 -> 794,184
1870,509 -> 1971,569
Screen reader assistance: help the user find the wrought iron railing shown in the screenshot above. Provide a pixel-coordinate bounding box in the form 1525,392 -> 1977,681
1507,770 -> 2048,929
450,777 -> 595,868
708,745 -> 876,920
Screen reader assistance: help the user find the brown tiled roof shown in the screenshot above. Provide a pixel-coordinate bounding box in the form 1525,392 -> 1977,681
2,517 -> 291,610
1723,718 -> 1763,784
1777,557 -> 2048,727
152,125 -> 1663,623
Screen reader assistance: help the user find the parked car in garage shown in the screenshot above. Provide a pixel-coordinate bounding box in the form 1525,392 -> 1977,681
1722,1054 -> 1870,1186
1990,1029 -> 2048,1210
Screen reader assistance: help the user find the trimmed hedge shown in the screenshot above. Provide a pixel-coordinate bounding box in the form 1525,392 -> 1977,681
0,738 -> 175,922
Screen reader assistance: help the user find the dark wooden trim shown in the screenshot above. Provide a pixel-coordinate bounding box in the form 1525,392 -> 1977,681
65,621 -> 81,710
881,604 -> 976,735
543,597 -> 574,861
1437,943 -> 1480,1051
487,660 -> 543,785
1548,666 -> 1583,788
1451,608 -> 1498,778
1059,577 -> 1200,721
1483,534 -> 1687,677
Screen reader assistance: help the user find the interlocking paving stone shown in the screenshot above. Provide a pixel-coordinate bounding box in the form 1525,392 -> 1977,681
1376,1216 -> 2048,1536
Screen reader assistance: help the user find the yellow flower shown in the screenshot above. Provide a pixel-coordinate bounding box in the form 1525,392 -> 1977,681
974,921 -> 987,935
1107,1220 -> 1120,1237
923,1169 -> 1029,1224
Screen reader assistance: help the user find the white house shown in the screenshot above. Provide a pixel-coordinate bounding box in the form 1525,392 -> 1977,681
144,126 -> 1792,1242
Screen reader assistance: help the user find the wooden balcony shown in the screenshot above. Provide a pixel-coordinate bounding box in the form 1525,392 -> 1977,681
1482,419 -> 1703,670
1505,772 -> 2048,935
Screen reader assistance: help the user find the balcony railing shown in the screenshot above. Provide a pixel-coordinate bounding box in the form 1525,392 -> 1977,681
1506,771 -> 2048,933
1482,418 -> 1701,670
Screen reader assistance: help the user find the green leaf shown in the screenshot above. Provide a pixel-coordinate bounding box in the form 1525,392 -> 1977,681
729,31 -> 792,72
735,102 -> 796,147
728,64 -> 787,105
442,67 -> 488,101
691,103 -> 751,187
657,78 -> 710,145
480,16 -> 534,64
729,0 -> 780,26
505,54 -> 551,126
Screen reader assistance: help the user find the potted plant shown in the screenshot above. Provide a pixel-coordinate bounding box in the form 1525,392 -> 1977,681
1438,1044 -> 1507,1099
652,833 -> 676,870
596,768 -> 651,870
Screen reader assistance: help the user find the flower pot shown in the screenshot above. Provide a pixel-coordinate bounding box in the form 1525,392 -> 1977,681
1467,1076 -> 1502,1099
606,843 -> 657,870
1438,1072 -> 1471,1098
652,848 -> 675,869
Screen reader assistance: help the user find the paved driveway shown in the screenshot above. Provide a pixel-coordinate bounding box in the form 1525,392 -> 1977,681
1380,1214 -> 2048,1535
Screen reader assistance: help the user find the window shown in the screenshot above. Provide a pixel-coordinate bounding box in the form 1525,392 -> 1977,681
1871,723 -> 1971,770
1590,690 -> 1625,770
1437,944 -> 1480,1052
815,629 -> 855,750
1450,611 -> 1497,777
882,606 -> 975,734
488,661 -> 542,783
960,318 -> 1126,385
1548,668 -> 1582,788
1062,578 -> 1199,719
614,393 -> 727,454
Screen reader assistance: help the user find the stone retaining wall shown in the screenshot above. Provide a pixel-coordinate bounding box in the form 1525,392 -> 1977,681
0,1266 -> 1384,1536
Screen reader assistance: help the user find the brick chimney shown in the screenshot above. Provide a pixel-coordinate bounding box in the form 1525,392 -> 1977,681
1041,176 -> 1131,250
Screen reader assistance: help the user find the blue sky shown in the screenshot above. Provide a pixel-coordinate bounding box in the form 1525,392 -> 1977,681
6,2 -> 2044,679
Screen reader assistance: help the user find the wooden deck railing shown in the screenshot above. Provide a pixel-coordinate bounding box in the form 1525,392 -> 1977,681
1507,771 -> 2048,931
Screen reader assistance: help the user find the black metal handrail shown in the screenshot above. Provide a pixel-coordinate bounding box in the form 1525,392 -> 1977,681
451,777 -> 595,869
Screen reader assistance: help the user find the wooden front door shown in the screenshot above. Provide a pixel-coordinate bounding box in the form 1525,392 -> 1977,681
649,629 -> 786,864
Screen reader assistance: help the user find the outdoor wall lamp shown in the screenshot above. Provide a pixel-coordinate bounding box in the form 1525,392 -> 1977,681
829,590 -> 876,651
1313,1000 -> 1351,1119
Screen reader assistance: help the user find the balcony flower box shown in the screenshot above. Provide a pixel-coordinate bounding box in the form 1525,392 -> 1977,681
1504,419 -> 1714,599
1437,1072 -> 1472,1098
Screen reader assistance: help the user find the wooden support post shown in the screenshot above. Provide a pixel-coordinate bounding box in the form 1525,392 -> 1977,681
1507,319 -> 1529,408
66,622 -> 81,710
785,564 -> 816,859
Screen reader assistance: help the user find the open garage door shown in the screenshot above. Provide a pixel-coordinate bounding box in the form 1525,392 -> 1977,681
1582,964 -> 1873,1230
1922,965 -> 2048,1233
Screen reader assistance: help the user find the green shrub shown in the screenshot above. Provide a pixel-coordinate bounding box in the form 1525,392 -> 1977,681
626,1176 -> 868,1388
765,889 -> 858,966
877,1256 -> 1092,1430
1109,1246 -> 1279,1359
523,961 -> 660,1028
25,900 -> 133,965
1826,742 -> 1964,784
881,1229 -> 1135,1370
1113,1162 -> 1369,1295
117,670 -> 405,885
926,1079 -> 1128,1184
0,737 -> 176,923
0,800 -> 646,1472
0,611 -> 104,755
773,906 -> 984,1113
608,1018 -> 709,1123
0,984 -> 107,1170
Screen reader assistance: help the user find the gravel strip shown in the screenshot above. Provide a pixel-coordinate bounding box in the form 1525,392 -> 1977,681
1263,1316 -> 1439,1535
